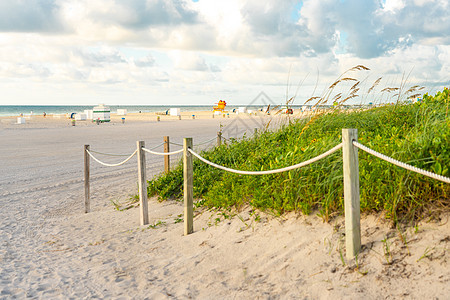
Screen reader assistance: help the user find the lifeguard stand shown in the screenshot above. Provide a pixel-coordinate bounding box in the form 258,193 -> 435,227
213,100 -> 227,112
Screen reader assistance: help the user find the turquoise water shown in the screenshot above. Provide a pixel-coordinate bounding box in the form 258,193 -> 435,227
0,105 -> 216,117
0,104 -> 338,117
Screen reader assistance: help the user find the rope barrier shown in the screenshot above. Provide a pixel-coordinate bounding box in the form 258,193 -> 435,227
188,143 -> 343,175
86,149 -> 137,167
353,141 -> 450,184
88,150 -> 135,157
142,147 -> 184,156
88,142 -> 165,157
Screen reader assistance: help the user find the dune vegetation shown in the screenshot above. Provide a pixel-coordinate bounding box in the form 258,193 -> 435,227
148,85 -> 449,224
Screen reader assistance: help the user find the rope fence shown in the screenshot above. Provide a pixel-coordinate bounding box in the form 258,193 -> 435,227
188,143 -> 343,175
88,150 -> 135,157
86,149 -> 137,167
83,128 -> 449,261
142,147 -> 184,156
87,142 -> 165,159
83,131 -> 231,214
353,141 -> 450,184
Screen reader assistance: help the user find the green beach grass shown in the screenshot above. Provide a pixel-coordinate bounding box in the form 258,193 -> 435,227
147,87 -> 449,224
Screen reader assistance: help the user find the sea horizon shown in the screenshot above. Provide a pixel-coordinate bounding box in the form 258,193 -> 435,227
0,104 -> 323,117
0,104 -> 260,117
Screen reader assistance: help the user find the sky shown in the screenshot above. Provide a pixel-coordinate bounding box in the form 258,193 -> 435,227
0,0 -> 449,106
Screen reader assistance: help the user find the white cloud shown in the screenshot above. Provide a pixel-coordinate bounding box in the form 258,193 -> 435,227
0,0 -> 449,105
169,51 -> 209,71
76,47 -> 127,67
383,0 -> 406,11
134,55 -> 156,68
0,0 -> 65,32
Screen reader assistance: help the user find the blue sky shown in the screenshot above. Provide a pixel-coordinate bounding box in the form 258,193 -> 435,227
0,0 -> 449,105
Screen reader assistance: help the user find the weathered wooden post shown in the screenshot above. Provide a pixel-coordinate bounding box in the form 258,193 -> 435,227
342,128 -> 361,259
217,131 -> 222,147
183,138 -> 193,235
164,136 -> 170,173
137,141 -> 149,225
84,145 -> 90,213
254,128 -> 258,138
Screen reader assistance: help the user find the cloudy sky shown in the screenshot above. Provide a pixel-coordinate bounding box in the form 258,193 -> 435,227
0,0 -> 449,105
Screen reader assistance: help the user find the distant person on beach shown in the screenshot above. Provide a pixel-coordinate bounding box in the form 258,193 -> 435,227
43,112 -> 46,117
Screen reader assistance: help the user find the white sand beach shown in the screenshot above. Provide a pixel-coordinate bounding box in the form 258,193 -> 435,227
0,113 -> 448,299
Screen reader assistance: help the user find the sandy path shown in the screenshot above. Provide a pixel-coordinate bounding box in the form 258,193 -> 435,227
0,114 -> 449,299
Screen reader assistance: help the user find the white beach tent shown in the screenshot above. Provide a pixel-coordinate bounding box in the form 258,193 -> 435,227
170,108 -> 181,116
92,104 -> 110,122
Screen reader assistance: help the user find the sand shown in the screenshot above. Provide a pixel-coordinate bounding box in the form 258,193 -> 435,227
0,112 -> 448,299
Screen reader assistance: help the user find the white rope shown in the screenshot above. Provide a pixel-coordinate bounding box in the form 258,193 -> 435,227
142,147 -> 184,156
353,141 -> 450,184
86,149 -> 137,167
188,143 -> 343,175
88,142 -> 164,157
88,150 -> 133,157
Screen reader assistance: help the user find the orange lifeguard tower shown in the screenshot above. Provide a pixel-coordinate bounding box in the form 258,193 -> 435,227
213,100 -> 227,112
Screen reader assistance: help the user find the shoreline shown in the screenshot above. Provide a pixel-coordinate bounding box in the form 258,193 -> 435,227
0,103 -> 330,118
0,109 -> 308,129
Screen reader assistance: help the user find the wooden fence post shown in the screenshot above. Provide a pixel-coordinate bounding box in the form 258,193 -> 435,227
164,136 -> 170,173
84,145 -> 90,213
342,128 -> 361,259
217,131 -> 222,147
137,141 -> 149,225
183,138 -> 194,235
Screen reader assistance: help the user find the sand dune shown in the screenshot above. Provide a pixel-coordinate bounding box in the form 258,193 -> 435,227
0,113 -> 448,298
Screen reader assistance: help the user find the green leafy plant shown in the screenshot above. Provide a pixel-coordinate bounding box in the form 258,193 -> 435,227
174,214 -> 183,224
110,199 -> 135,211
147,87 -> 449,223
147,220 -> 166,229
354,254 -> 368,276
416,246 -> 434,262
381,236 -> 392,264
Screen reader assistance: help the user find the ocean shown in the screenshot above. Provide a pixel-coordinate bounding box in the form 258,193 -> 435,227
0,104 -> 335,117
0,105 -> 219,117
